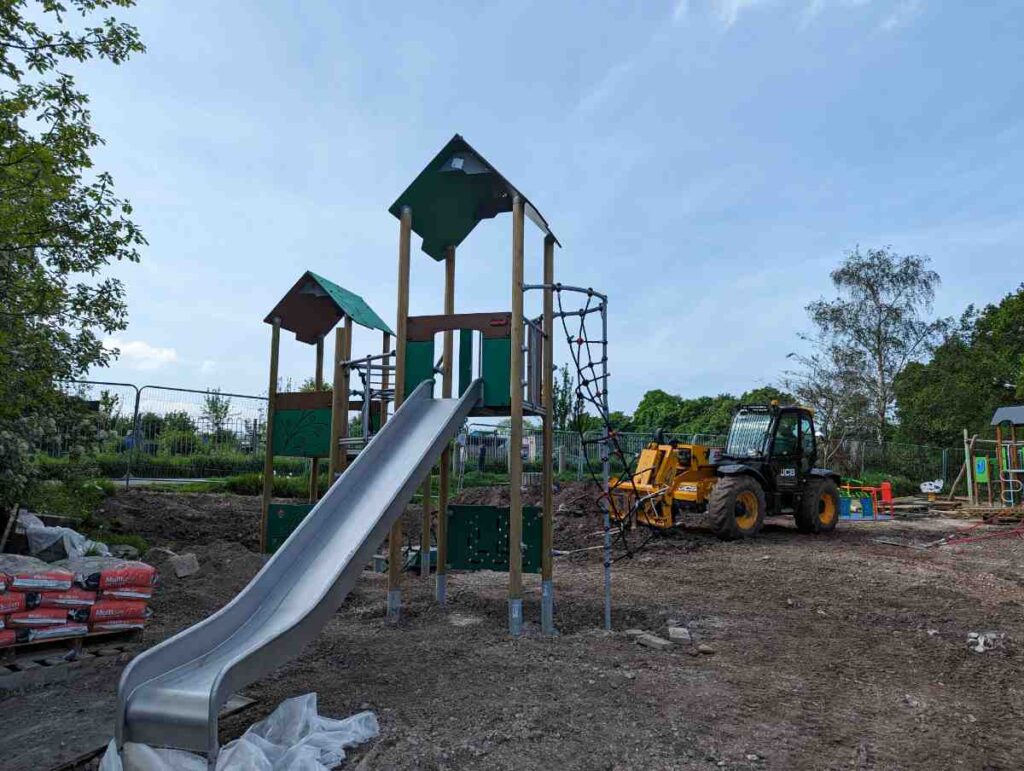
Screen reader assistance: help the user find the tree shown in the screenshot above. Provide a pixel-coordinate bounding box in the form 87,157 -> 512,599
894,286 -> 1024,446
201,390 -> 233,435
552,364 -> 574,431
0,2 -> 144,506
783,346 -> 869,464
299,377 -> 332,392
803,247 -> 948,444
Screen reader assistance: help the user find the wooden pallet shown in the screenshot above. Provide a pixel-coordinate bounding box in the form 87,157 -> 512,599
0,627 -> 143,673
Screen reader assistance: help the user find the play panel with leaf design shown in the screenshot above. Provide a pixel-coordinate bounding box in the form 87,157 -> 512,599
271,391 -> 333,458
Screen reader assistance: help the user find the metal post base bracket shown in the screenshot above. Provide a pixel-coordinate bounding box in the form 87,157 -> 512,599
541,579 -> 556,636
435,573 -> 447,605
386,590 -> 402,624
508,598 -> 523,637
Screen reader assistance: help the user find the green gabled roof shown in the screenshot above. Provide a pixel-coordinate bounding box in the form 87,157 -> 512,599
264,271 -> 393,343
389,134 -> 560,261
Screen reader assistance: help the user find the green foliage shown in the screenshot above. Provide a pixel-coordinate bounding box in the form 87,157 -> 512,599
0,1 -> 145,507
299,377 -> 332,392
201,389 -> 233,433
23,477 -> 115,520
894,285 -> 1024,446
851,471 -> 917,497
631,386 -> 794,435
552,365 -> 574,430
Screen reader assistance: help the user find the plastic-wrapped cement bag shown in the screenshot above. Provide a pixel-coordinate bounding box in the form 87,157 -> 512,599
18,511 -> 110,562
99,693 -> 378,771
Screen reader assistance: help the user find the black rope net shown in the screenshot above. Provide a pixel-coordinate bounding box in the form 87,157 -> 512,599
553,285 -> 665,559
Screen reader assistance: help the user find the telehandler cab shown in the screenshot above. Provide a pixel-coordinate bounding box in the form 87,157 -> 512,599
611,403 -> 842,540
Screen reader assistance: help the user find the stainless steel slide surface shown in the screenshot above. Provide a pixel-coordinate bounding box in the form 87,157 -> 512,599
116,379 -> 482,758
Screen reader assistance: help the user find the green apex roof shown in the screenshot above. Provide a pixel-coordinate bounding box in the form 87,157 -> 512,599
264,271 -> 393,343
389,134 -> 560,261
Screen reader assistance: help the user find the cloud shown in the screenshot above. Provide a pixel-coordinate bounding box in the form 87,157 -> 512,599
200,359 -> 217,375
714,0 -> 771,27
104,337 -> 179,371
577,59 -> 637,114
879,0 -> 922,31
800,0 -> 872,27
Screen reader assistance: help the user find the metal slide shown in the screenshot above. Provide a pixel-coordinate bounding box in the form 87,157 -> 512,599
116,379 -> 482,759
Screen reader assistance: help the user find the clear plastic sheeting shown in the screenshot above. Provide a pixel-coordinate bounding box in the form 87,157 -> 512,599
100,694 -> 379,771
18,511 -> 110,562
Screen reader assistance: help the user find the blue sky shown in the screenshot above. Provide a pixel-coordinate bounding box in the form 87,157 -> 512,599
83,0 -> 1024,413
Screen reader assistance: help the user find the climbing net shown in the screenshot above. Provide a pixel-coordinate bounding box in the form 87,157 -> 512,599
551,284 -> 660,560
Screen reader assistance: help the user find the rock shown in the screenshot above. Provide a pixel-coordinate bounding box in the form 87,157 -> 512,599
667,626 -> 692,644
145,546 -> 177,564
110,544 -> 140,560
636,634 -> 672,651
170,552 -> 200,578
697,643 -> 715,655
623,628 -> 647,638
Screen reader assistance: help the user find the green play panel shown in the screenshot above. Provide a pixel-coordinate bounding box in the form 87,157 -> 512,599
265,502 -> 314,553
446,504 -> 542,573
272,408 -> 332,457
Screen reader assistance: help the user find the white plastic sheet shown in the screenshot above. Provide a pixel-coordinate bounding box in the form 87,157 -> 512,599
99,693 -> 378,771
18,511 -> 110,561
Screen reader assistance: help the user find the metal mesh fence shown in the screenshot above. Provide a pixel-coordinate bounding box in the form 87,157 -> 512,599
40,381 -> 271,481
38,382 -> 963,489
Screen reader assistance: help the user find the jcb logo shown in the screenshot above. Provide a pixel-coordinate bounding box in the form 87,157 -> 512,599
779,468 -> 796,478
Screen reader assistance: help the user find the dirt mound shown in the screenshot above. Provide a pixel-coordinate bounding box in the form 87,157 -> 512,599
95,490 -> 262,551
145,540 -> 266,638
453,480 -> 604,515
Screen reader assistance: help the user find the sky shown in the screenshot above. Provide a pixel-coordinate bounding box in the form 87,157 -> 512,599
77,0 -> 1024,413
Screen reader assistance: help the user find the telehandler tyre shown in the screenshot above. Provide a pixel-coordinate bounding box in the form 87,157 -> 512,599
709,476 -> 766,540
795,477 -> 840,534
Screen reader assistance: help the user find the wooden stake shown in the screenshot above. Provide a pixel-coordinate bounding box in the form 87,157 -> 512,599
437,246 -> 455,598
388,206 -> 412,620
419,473 -> 432,577
338,318 -> 353,475
328,327 -> 345,481
508,196 -> 525,633
309,337 -> 324,503
260,318 -> 281,553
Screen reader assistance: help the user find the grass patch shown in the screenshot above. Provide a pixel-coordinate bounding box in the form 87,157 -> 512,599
23,478 -> 117,521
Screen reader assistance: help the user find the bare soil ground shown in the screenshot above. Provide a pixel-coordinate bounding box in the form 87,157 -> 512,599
4,487 -> 1024,770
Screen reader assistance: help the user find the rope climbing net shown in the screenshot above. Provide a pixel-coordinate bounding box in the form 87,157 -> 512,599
523,281 -> 665,629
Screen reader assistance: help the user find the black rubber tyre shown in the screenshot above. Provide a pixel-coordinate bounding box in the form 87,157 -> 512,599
795,477 -> 841,534
709,475 -> 766,540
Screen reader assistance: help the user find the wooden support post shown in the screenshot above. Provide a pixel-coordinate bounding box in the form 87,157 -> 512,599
508,195 -> 525,636
996,425 -> 1005,507
436,246 -> 455,604
419,473 -> 432,578
328,327 -> 345,481
540,234 -> 555,634
309,337 -> 324,503
381,331 -> 391,427
260,319 -> 281,553
338,318 -> 353,474
388,206 -> 412,622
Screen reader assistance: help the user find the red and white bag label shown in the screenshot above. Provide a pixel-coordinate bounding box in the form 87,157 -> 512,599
89,600 -> 149,623
100,585 -> 153,600
0,629 -> 29,647
90,620 -> 146,633
7,607 -> 71,627
38,588 -> 97,608
0,592 -> 38,614
0,555 -> 74,591
28,623 -> 87,642
61,558 -> 157,590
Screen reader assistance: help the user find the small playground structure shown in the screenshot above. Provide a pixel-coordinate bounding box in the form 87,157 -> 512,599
963,406 -> 1024,511
839,480 -> 894,521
